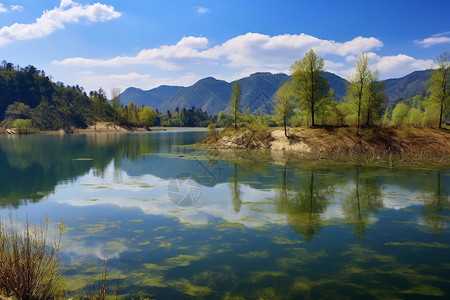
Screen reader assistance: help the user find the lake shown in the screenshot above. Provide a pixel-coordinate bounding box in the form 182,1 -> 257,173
0,130 -> 449,299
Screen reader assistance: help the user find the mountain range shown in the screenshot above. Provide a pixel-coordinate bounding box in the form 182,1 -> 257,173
119,70 -> 431,115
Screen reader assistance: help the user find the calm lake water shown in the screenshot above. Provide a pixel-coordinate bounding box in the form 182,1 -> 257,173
0,130 -> 449,299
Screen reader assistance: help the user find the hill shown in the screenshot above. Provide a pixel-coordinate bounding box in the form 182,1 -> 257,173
0,64 -> 115,130
159,77 -> 231,114
120,70 -> 430,115
120,85 -> 182,108
384,70 -> 430,103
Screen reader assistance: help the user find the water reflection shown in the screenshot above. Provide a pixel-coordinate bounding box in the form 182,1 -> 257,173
0,132 -> 449,298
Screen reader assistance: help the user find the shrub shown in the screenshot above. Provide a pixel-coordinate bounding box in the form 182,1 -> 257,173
0,214 -> 64,300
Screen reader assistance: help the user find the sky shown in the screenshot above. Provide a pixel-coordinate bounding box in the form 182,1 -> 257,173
0,0 -> 449,97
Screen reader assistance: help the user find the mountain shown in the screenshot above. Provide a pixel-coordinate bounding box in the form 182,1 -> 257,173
119,70 -> 431,115
159,77 -> 232,114
120,85 -> 182,108
384,70 -> 430,103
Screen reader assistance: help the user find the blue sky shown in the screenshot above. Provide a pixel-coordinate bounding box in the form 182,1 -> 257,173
0,0 -> 449,96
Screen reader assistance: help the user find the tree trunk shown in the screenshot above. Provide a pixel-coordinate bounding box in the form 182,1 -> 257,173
284,119 -> 288,138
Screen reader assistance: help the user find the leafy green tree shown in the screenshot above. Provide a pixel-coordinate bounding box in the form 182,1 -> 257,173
407,108 -> 423,127
392,102 -> 409,126
290,49 -> 332,127
426,51 -> 449,128
228,80 -> 241,129
138,107 -> 158,127
347,53 -> 370,130
365,70 -> 386,126
274,82 -> 293,137
12,118 -> 33,132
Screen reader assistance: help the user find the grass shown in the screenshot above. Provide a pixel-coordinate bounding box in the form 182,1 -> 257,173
0,214 -> 64,300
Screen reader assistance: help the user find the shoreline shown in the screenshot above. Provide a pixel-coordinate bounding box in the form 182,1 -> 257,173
1,122 -> 208,135
201,126 -> 450,165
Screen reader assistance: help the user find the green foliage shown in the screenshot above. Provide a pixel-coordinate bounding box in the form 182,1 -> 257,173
158,107 -> 215,127
365,70 -> 387,126
228,80 -> 241,129
274,82 -> 294,137
139,106 -> 158,127
392,103 -> 409,126
290,49 -> 332,127
426,51 -> 449,128
347,53 -> 370,129
0,63 -> 116,130
12,118 -> 33,133
406,108 -> 423,127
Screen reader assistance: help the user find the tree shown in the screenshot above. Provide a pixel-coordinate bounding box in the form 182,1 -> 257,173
228,80 -> 241,129
392,102 -> 409,126
274,82 -> 293,137
290,49 -> 332,127
427,51 -> 449,128
347,53 -> 370,130
110,88 -> 121,110
138,107 -> 158,127
365,70 -> 386,126
12,118 -> 33,133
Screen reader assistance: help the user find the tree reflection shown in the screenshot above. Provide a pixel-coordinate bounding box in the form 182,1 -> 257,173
421,171 -> 449,235
230,163 -> 242,213
0,133 -> 162,207
342,168 -> 383,240
275,168 -> 328,242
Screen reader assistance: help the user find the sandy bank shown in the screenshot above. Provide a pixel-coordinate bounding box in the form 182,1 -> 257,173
202,126 -> 450,164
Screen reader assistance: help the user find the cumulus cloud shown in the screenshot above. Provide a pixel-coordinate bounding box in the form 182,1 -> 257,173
196,6 -> 209,15
0,0 -> 121,46
339,52 -> 433,79
54,32 -> 383,70
415,32 -> 450,48
54,36 -> 215,70
0,4 -> 7,13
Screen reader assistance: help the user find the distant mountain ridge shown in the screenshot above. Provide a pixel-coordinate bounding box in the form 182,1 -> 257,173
120,70 -> 431,115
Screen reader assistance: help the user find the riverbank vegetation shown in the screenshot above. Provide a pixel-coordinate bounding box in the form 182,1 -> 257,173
0,215 -> 64,299
204,50 -> 449,162
0,62 -> 216,133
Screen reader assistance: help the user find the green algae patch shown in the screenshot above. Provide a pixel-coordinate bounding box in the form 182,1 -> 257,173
165,254 -> 204,267
143,263 -> 171,271
105,239 -> 126,250
159,241 -> 172,248
401,285 -> 445,297
129,219 -> 143,222
168,278 -> 213,297
138,241 -> 151,245
238,250 -> 269,259
250,271 -> 287,283
273,236 -> 304,245
134,273 -> 168,288
385,242 -> 450,248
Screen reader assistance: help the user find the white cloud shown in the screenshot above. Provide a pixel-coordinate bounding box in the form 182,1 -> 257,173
10,5 -> 23,11
54,33 -> 383,71
0,0 -> 121,46
0,4 -> 7,13
338,52 -> 433,80
415,32 -> 450,48
54,36 -> 216,70
196,6 -> 209,15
